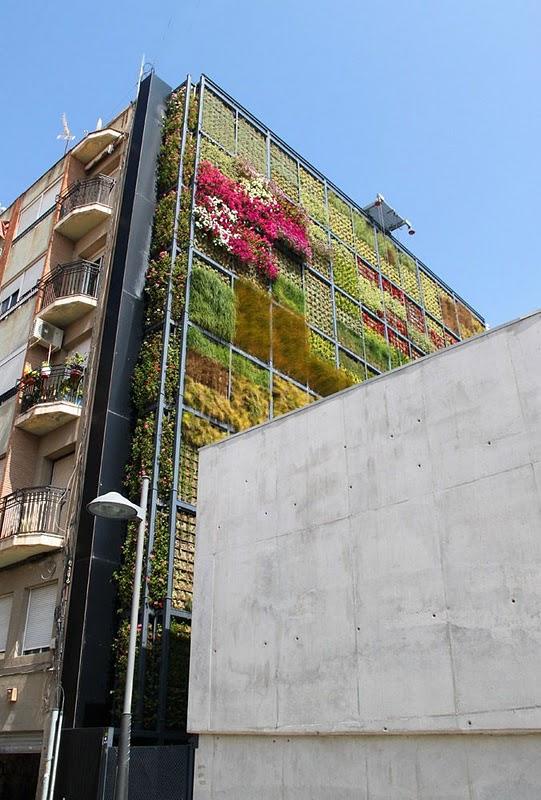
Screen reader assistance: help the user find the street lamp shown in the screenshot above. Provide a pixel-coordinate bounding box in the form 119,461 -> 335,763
87,475 -> 149,800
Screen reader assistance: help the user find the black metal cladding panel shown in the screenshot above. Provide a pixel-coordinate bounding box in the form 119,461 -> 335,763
53,728 -> 109,800
61,72 -> 173,729
104,746 -> 192,800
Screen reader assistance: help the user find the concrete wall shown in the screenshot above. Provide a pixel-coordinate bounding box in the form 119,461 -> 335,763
189,311 -> 541,799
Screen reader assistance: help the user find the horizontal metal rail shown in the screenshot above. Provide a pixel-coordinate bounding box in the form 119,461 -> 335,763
19,365 -> 85,413
0,486 -> 66,540
58,174 -> 115,219
39,261 -> 100,310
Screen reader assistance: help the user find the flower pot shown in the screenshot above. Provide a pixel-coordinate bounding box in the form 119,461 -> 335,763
69,367 -> 83,380
40,365 -> 51,378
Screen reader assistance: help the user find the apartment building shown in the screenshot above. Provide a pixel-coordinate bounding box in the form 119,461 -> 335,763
0,103 -> 134,797
0,69 -> 487,799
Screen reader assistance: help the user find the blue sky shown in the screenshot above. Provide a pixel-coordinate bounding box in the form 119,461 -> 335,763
2,0 -> 540,326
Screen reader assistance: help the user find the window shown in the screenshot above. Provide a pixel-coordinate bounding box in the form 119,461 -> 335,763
0,595 -> 13,654
0,255 -> 45,317
0,346 -> 26,398
0,290 -> 19,315
23,582 -> 57,655
17,179 -> 62,236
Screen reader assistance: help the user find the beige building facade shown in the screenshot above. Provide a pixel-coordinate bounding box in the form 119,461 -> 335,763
0,107 -> 133,798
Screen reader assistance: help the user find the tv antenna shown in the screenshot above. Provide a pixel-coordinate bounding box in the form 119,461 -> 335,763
57,113 -> 75,154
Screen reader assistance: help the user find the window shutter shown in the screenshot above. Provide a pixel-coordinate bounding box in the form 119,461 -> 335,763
24,583 -> 57,653
0,595 -> 12,653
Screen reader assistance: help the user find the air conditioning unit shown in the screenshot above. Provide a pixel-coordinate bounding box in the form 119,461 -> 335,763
29,318 -> 64,351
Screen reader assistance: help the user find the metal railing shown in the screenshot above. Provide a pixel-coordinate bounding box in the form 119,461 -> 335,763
0,486 -> 66,541
39,261 -> 100,310
58,174 -> 115,220
19,365 -> 85,414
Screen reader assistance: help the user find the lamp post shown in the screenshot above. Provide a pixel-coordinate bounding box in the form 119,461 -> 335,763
87,475 -> 149,800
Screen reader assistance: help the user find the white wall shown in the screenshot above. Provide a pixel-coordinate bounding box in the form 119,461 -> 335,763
189,311 -> 541,798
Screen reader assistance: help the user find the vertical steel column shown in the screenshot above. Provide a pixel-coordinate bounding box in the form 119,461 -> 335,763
323,180 -> 340,370
373,224 -> 392,371
136,76 -> 193,726
156,76 -> 206,734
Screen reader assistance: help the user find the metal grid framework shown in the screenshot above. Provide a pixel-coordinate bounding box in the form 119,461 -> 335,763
133,74 -> 486,738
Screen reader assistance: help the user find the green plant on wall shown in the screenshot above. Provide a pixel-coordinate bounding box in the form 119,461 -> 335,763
272,274 -> 305,314
189,265 -> 236,341
359,276 -> 384,315
363,328 -> 390,371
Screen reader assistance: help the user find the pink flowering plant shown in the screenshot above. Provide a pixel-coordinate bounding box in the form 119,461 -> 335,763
195,160 -> 312,280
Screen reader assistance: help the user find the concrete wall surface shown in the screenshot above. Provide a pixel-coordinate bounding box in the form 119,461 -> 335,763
189,311 -> 541,797
193,733 -> 541,800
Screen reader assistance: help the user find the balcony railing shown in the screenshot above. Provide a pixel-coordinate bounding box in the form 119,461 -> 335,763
39,261 -> 100,312
20,365 -> 85,414
0,486 -> 66,542
58,174 -> 115,220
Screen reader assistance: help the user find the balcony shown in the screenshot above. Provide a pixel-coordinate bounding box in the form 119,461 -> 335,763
54,175 -> 115,241
38,261 -> 100,326
71,128 -> 122,165
0,487 -> 66,567
15,365 -> 85,436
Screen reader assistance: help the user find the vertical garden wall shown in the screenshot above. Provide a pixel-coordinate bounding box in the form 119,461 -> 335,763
115,75 -> 486,738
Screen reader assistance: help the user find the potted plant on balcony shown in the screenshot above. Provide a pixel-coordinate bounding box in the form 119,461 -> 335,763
66,352 -> 86,380
40,360 -> 52,378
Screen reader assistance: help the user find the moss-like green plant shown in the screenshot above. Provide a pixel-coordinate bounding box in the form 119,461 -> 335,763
363,328 -> 390,371
187,326 -> 229,368
272,303 -> 309,383
273,376 -> 314,416
234,279 -> 271,362
182,411 -> 226,448
339,351 -> 365,383
307,355 -> 352,397
272,275 -> 305,314
189,266 -> 235,341
337,319 -> 363,356
231,353 -> 269,389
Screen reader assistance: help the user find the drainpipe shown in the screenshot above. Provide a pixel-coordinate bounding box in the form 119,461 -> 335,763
47,693 -> 64,800
38,706 -> 59,800
39,686 -> 64,800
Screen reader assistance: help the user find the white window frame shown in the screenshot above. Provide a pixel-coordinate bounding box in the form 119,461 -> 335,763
22,582 -> 57,655
16,178 -> 62,237
0,594 -> 13,655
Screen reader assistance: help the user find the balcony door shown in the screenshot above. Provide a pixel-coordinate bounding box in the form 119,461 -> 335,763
50,451 -> 75,531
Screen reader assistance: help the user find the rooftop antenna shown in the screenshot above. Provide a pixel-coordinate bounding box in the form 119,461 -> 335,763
57,113 -> 75,154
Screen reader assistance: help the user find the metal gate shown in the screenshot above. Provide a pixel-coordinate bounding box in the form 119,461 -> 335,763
53,728 -> 194,800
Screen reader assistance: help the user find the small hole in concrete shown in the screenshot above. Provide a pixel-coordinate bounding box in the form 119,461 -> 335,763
343,444 -> 347,449
390,434 -> 394,439
383,727 -> 388,732
264,511 -> 268,515
417,464 -> 422,468
432,613 -> 436,618
511,598 -> 516,603
487,440 -> 492,445
264,641 -> 267,646
417,418 -> 421,423
295,636 -> 299,641
468,720 -> 472,726
349,485 -> 353,489
244,479 -> 248,483
293,502 -> 297,507
357,627 -> 360,631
